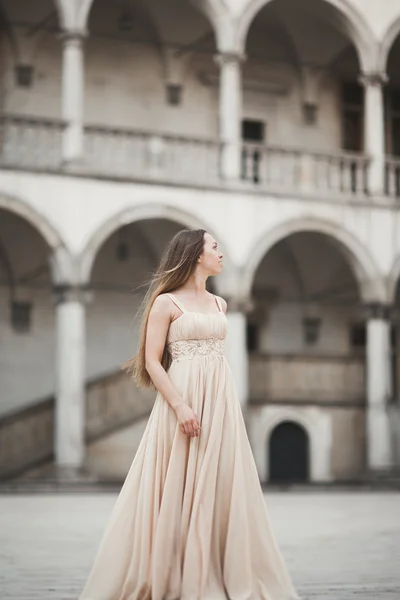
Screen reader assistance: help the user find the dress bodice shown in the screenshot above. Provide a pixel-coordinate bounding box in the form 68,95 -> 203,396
167,312 -> 227,344
165,294 -> 227,362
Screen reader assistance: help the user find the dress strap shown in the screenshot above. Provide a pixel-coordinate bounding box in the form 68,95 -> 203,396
165,293 -> 186,314
214,295 -> 223,312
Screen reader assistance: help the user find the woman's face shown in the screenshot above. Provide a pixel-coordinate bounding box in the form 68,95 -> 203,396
199,232 -> 223,275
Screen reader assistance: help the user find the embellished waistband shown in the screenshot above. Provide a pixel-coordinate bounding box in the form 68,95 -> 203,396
167,338 -> 225,361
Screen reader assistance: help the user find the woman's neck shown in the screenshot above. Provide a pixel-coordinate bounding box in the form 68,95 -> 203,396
178,273 -> 208,296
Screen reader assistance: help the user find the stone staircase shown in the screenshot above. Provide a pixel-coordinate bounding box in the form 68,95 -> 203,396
0,370 -> 154,483
1,378 -> 400,490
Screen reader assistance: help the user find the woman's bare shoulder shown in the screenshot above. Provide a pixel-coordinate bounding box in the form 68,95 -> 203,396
150,293 -> 174,315
215,295 -> 227,313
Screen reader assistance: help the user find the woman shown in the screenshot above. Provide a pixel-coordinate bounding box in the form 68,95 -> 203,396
80,229 -> 299,600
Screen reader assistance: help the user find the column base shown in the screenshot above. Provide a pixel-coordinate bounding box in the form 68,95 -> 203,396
362,466 -> 400,489
61,156 -> 85,173
0,464 -> 103,493
41,464 -> 99,484
367,406 -> 393,471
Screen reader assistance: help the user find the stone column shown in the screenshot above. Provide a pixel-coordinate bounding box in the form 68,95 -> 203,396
360,72 -> 387,196
54,286 -> 87,472
366,304 -> 393,470
225,297 -> 251,409
215,52 -> 244,181
61,31 -> 85,163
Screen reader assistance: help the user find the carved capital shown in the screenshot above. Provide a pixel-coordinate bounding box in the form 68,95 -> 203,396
226,295 -> 254,314
363,302 -> 393,321
358,72 -> 388,88
59,29 -> 87,46
52,285 -> 93,306
214,52 -> 246,68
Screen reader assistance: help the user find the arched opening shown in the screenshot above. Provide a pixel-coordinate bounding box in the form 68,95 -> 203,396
240,0 -> 369,194
0,208 -> 56,416
248,229 -> 369,480
81,0 -> 220,182
79,203 -> 231,283
84,216 -> 218,476
85,0 -> 217,133
89,218 -> 188,371
384,26 -> 400,197
249,230 -> 361,357
87,216 -> 217,371
90,218 -> 159,363
0,1 -> 62,116
239,0 -> 373,66
0,1 -> 64,170
269,421 -> 309,482
242,217 -> 385,303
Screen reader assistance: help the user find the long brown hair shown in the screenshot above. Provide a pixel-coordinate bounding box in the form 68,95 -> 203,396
122,228 -> 207,388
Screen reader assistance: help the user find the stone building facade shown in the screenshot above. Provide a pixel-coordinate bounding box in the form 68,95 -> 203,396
1,0 -> 400,483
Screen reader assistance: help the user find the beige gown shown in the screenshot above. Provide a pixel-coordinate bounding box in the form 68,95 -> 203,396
80,294 -> 300,600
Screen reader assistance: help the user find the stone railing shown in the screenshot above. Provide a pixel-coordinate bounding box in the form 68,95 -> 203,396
385,157 -> 400,198
86,370 -> 154,442
0,114 -> 65,170
242,144 -> 368,196
0,398 -> 54,480
83,125 -> 221,186
0,113 -> 382,198
249,353 -> 365,404
0,370 -> 154,479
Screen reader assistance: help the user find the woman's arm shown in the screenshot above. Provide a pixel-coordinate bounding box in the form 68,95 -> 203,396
145,294 -> 182,410
145,294 -> 200,437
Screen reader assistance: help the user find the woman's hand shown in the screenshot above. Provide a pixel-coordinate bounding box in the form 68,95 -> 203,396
174,404 -> 201,437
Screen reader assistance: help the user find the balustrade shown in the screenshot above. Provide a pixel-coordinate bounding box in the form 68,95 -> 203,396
83,125 -> 221,185
241,144 -> 300,188
0,114 -> 64,170
241,143 -> 368,196
0,370 -> 153,479
85,370 -> 154,442
385,157 -> 400,197
0,114 -> 392,199
313,152 -> 368,195
0,399 -> 54,479
249,353 -> 365,404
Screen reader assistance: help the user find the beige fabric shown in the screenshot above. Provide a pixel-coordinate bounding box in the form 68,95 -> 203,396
80,306 -> 300,600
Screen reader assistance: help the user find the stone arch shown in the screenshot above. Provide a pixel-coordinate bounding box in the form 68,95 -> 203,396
241,217 -> 386,303
79,202 -> 235,288
236,0 -> 376,72
53,0 -> 75,30
77,0 -> 93,31
76,0 -> 230,49
0,4 -> 21,63
0,193 -> 73,284
378,16 -> 400,73
249,405 -> 333,482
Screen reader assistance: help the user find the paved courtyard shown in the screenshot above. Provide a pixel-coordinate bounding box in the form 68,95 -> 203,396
0,490 -> 399,599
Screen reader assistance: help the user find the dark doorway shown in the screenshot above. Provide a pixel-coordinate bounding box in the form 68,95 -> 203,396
269,421 -> 309,482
